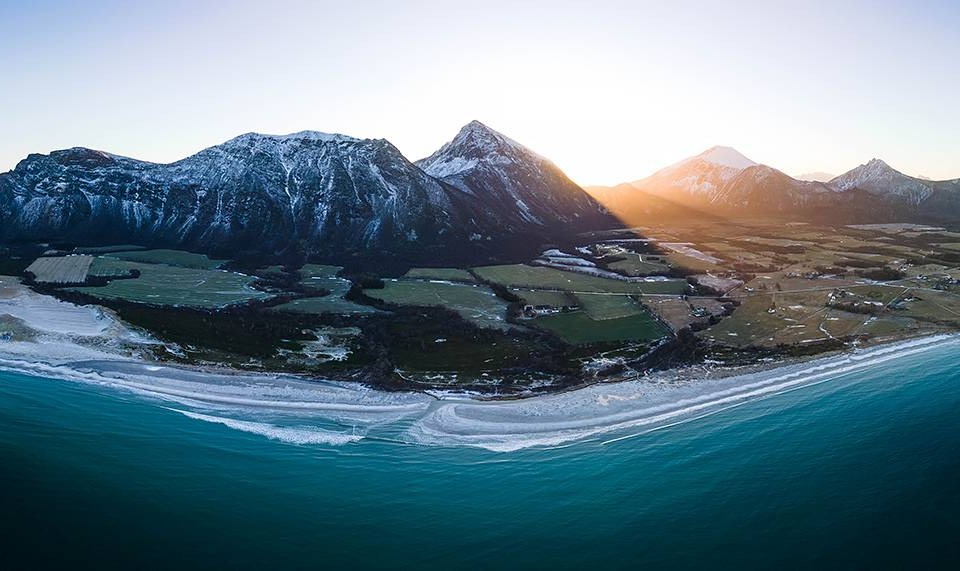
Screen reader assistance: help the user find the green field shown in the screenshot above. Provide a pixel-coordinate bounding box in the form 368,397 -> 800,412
264,263 -> 381,315
531,310 -> 668,345
472,264 -> 687,294
69,259 -> 269,308
511,289 -> 578,307
403,268 -> 476,282
298,265 -> 351,296
576,293 -> 646,320
25,255 -> 93,284
105,249 -> 225,269
269,296 -> 380,315
87,257 -> 145,278
366,280 -> 509,329
607,254 -> 670,277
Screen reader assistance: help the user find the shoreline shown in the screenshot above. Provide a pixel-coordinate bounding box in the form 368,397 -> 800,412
5,275 -> 960,450
2,328 -> 956,451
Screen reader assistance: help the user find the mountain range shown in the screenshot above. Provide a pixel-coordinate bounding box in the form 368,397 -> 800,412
0,121 -> 614,266
588,147 -> 960,226
2,124 -> 958,266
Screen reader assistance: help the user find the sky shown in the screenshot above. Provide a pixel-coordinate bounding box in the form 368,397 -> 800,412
1,0 -> 958,185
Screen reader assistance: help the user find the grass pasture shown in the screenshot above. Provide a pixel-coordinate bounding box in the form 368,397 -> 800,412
606,253 -> 670,277
366,280 -> 509,329
25,255 -> 94,284
403,268 -> 476,282
511,289 -> 578,307
269,296 -> 380,315
69,259 -> 269,308
105,249 -> 225,269
472,264 -> 687,295
576,293 -> 645,320
267,263 -> 381,315
531,310 -> 667,345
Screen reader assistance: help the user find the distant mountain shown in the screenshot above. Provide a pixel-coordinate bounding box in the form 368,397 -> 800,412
795,171 -> 835,182
830,159 -> 937,206
827,159 -> 960,222
589,148 -> 960,224
629,146 -> 759,204
416,121 -> 614,236
0,123 -> 618,265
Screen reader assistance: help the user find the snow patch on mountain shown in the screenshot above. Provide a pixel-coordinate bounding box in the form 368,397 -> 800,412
698,146 -> 757,169
830,159 -> 935,205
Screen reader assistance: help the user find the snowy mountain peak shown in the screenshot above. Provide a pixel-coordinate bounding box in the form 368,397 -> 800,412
831,158 -> 902,188
697,146 -> 758,170
863,158 -> 895,172
451,120 -> 523,153
226,130 -> 360,146
830,157 -> 934,205
414,121 -> 611,230
417,121 -> 529,178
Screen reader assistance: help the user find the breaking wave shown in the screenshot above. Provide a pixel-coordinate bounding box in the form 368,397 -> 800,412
1,334 -> 956,451
170,409 -> 364,446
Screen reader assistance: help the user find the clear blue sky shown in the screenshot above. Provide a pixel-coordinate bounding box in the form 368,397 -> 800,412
1,0 -> 957,184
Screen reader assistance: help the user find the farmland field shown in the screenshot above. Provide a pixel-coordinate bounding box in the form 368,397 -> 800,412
403,268 -> 477,282
267,263 -> 380,314
269,296 -> 380,315
511,288 -> 577,307
576,293 -> 645,320
366,280 -> 509,329
472,264 -> 687,295
607,254 -> 670,277
68,259 -> 269,308
531,309 -> 668,345
298,265 -> 352,296
25,255 -> 94,284
105,249 -> 225,269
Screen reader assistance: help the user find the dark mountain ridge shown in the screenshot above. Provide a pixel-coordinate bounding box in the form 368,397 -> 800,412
0,123 -> 617,267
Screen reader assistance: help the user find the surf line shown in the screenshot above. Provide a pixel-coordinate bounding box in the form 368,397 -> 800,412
601,366 -> 863,446
600,337 -> 952,446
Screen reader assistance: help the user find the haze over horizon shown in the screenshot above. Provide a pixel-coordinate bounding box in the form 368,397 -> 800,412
2,0 -> 958,185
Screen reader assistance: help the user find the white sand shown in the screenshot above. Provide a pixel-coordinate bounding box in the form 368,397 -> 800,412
0,275 -> 149,361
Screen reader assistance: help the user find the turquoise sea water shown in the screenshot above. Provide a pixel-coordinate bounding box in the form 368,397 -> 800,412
1,343 -> 959,569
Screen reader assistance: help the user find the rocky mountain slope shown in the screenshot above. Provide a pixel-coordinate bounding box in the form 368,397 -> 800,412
0,123 -> 617,265
417,121 -> 613,236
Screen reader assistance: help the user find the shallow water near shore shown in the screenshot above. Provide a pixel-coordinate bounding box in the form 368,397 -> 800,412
2,339 -> 960,569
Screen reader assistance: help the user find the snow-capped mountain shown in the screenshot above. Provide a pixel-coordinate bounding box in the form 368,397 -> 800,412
826,159 -> 960,221
0,132 -> 460,260
829,159 -> 936,206
416,121 -> 613,234
589,148 -> 959,223
631,146 -> 759,203
711,165 -> 842,213
0,124 -> 617,264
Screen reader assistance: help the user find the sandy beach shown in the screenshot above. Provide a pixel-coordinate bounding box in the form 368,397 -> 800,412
3,274 -> 958,451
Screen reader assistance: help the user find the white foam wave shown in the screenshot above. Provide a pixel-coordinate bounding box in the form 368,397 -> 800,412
170,409 -> 363,445
403,335 -> 960,451
0,357 -> 431,423
2,334 -> 957,452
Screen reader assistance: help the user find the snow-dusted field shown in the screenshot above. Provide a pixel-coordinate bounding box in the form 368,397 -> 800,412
0,276 -> 149,361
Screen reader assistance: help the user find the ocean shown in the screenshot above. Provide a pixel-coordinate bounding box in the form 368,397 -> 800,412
1,338 -> 959,569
